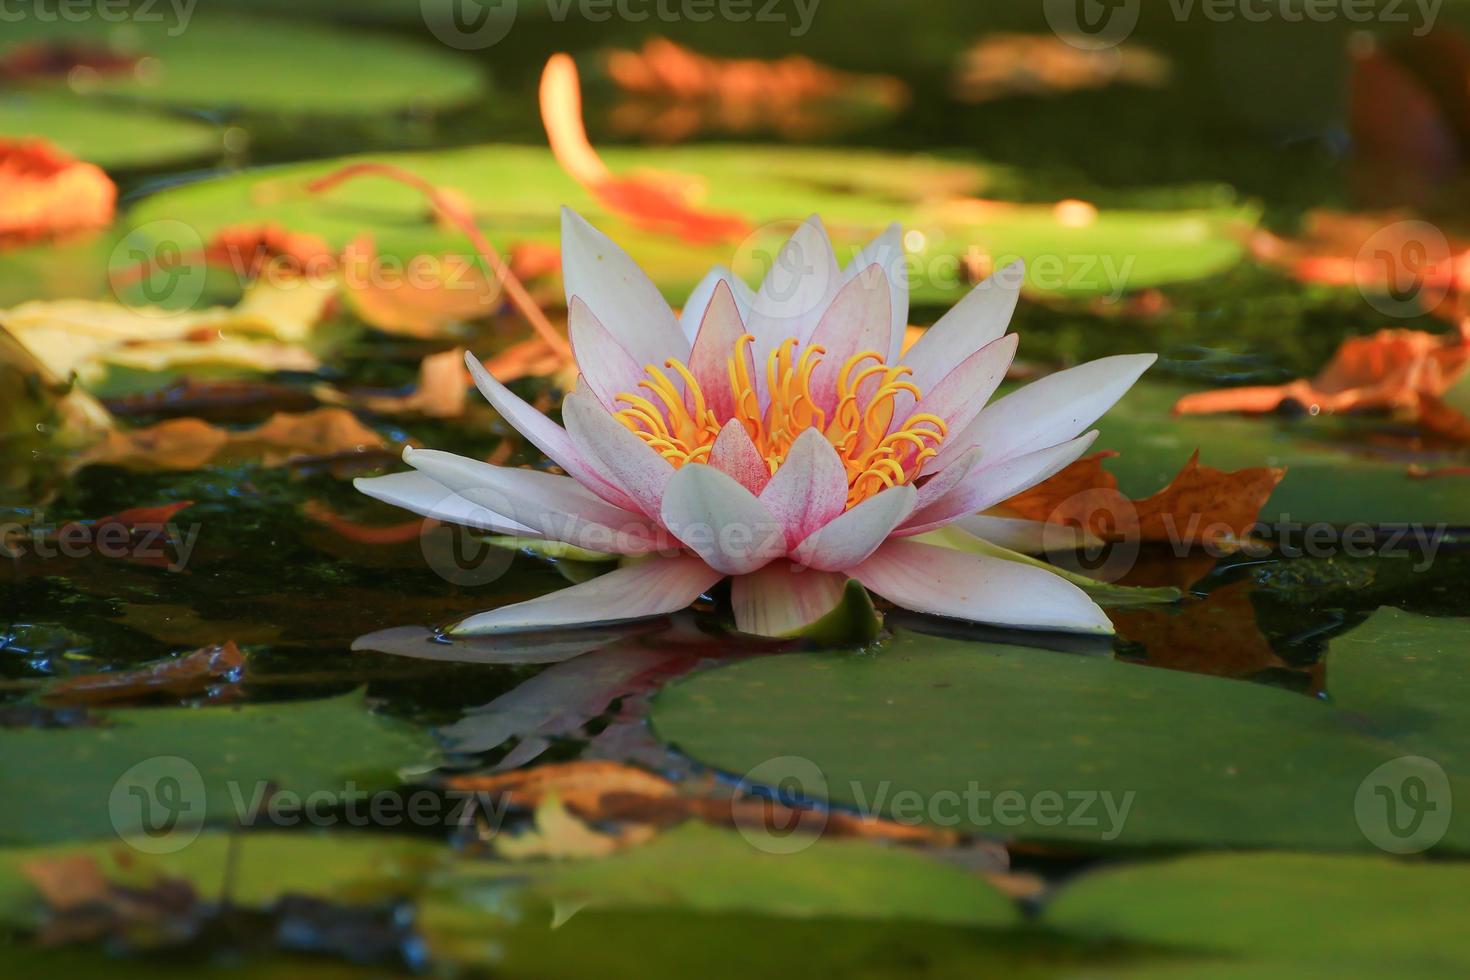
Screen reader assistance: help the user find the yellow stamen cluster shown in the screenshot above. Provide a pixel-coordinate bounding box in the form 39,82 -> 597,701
613,334 -> 947,508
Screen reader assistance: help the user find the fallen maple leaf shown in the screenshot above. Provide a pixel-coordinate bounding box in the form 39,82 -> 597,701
1,279 -> 330,383
541,53 -> 752,244
494,794 -> 653,860
339,235 -> 500,337
72,407 -> 388,471
605,37 -> 907,142
951,32 -> 1169,103
203,223 -> 338,282
0,138 -> 116,250
1175,321 -> 1470,441
42,640 -> 245,706
321,346 -> 471,418
1000,450 -> 1285,550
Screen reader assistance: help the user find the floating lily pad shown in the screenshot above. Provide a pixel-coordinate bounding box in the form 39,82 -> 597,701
0,831 -> 447,925
120,144 -> 1252,304
1098,380 -> 1470,526
0,93 -> 219,168
2,14 -> 482,116
0,690 -> 441,844
449,822 -> 1017,927
1048,852 -> 1470,975
651,608 -> 1470,850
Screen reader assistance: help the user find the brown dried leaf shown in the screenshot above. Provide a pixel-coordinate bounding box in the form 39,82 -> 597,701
42,640 -> 245,706
340,234 -> 500,337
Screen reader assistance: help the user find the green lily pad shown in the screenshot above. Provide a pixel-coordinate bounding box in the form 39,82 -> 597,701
2,14 -> 482,116
119,143 -> 1252,305
0,93 -> 219,168
1047,852 -> 1470,975
0,690 -> 441,845
446,822 -> 1017,927
651,608 -> 1470,850
1098,380 -> 1470,526
0,830 -> 447,926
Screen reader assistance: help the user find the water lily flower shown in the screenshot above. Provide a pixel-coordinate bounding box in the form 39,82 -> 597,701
356,210 -> 1155,637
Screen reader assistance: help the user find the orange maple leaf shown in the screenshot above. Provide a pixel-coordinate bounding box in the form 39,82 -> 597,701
1175,322 -> 1470,440
1001,450 -> 1285,549
0,138 -> 115,249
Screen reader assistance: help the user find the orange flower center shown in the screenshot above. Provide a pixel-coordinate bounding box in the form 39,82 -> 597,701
613,334 -> 947,508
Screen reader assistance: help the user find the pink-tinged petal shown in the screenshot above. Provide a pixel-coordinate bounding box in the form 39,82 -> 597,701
561,207 -> 689,366
805,266 -> 892,418
659,463 -> 786,575
449,555 -> 724,634
900,431 -> 1099,535
568,297 -> 649,413
464,351 -> 635,510
758,428 -> 848,548
895,333 -> 1017,436
709,418 -> 769,495
746,215 -> 840,398
850,538 -> 1113,634
731,561 -> 849,636
901,259 -> 1023,395
354,471 -> 535,535
688,280 -> 750,422
792,484 -> 916,571
680,264 -> 754,342
562,383 -> 675,521
842,223 -> 908,364
912,446 -> 982,514
926,353 -> 1154,475
953,515 -> 1100,554
401,447 -> 670,555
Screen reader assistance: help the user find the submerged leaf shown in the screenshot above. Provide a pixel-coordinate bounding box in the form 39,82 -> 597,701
41,640 -> 245,706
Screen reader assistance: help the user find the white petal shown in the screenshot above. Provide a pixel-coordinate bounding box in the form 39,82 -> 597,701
745,215 -> 840,398
562,383 -> 675,521
354,471 -> 534,535
464,351 -> 635,510
568,297 -> 649,412
842,223 -> 909,363
449,555 -> 723,634
731,561 -> 850,636
401,447 -> 668,555
901,259 -> 1023,395
927,353 -> 1153,475
792,484 -> 916,572
953,515 -> 1100,554
850,539 -> 1112,634
901,431 -> 1099,535
659,463 -> 786,575
894,333 -> 1016,436
560,207 -> 688,367
680,264 -> 754,341
758,428 -> 848,548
